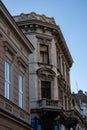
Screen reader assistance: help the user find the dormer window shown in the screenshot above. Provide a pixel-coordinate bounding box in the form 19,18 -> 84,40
40,44 -> 49,64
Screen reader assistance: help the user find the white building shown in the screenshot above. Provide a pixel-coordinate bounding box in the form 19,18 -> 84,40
14,12 -> 86,130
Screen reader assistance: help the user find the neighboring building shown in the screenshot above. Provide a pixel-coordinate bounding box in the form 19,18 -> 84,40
72,90 -> 87,129
14,12 -> 86,130
0,1 -> 34,130
73,90 -> 87,117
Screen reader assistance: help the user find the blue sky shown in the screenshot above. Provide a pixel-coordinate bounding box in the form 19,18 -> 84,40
2,0 -> 87,93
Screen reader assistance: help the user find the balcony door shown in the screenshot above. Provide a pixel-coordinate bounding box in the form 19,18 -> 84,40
41,81 -> 51,99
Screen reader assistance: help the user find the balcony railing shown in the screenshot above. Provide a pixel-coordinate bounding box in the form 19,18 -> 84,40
38,98 -> 62,109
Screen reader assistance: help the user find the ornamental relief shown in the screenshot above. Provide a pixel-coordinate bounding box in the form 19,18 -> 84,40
38,74 -> 54,81
37,67 -> 55,80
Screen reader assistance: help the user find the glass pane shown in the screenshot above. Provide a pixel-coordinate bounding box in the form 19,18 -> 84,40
31,119 -> 35,126
54,125 -> 58,130
19,74 -> 23,92
18,74 -> 23,108
41,81 -> 51,99
40,45 -> 49,64
5,82 -> 10,99
5,61 -> 11,99
40,53 -> 43,63
37,125 -> 41,130
40,45 -> 47,52
5,62 -> 11,81
44,54 -> 48,64
19,92 -> 23,108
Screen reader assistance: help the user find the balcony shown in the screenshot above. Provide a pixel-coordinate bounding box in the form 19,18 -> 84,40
63,110 -> 82,127
36,99 -> 63,119
38,98 -> 62,110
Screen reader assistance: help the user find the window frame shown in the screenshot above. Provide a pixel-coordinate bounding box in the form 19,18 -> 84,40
40,44 -> 49,64
41,81 -> 51,99
5,60 -> 11,99
18,72 -> 24,108
57,51 -> 61,70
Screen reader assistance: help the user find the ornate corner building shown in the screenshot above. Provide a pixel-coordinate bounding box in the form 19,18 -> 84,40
14,12 -> 87,130
0,2 -> 34,130
0,1 -> 87,129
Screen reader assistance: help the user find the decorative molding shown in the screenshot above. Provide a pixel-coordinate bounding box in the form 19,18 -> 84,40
17,56 -> 28,72
3,41 -> 17,56
5,102 -> 13,113
37,67 -> 56,81
14,12 -> 56,25
36,35 -> 52,42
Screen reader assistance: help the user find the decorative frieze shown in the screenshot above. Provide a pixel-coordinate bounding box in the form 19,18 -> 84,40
0,95 -> 30,122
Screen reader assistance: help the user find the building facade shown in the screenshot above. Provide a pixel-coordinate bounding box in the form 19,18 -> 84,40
72,90 -> 87,129
73,90 -> 87,117
0,2 -> 34,130
14,13 -> 87,130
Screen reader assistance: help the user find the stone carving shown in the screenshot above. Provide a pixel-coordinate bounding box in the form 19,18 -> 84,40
15,12 -> 56,25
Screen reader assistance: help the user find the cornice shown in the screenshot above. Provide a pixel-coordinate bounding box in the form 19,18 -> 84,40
0,1 -> 34,53
14,12 -> 56,25
14,20 -> 58,37
56,28 -> 73,67
15,19 -> 58,29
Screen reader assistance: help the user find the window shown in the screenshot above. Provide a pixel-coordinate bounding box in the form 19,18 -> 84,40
57,52 -> 61,70
64,95 -> 67,110
41,81 -> 51,99
18,73 -> 23,108
58,87 -> 63,106
5,61 -> 11,99
66,68 -> 70,84
40,44 -> 49,64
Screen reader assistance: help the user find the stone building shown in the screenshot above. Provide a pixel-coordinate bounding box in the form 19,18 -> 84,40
73,90 -> 87,117
0,1 -> 34,130
72,90 -> 87,129
14,12 -> 85,130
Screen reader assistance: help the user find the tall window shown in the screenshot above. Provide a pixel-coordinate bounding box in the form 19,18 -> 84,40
62,62 -> 65,77
66,68 -> 70,85
5,61 -> 11,99
64,95 -> 67,110
41,81 -> 51,99
18,73 -> 23,108
57,52 -> 61,70
40,44 -> 49,64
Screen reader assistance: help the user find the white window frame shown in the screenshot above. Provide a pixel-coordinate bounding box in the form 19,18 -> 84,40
18,73 -> 24,108
5,61 -> 11,99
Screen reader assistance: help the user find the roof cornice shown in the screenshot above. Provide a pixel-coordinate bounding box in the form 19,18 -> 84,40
0,1 -> 34,53
56,27 -> 73,67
